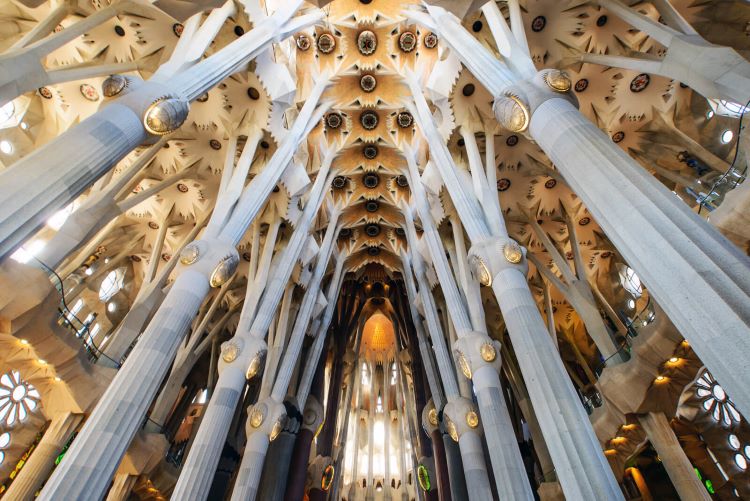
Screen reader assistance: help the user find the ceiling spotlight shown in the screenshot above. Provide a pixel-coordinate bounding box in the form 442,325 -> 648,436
0,140 -> 13,155
668,357 -> 679,363
721,129 -> 734,144
107,302 -> 117,313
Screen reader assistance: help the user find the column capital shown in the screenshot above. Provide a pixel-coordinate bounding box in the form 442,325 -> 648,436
173,237 -> 240,293
468,236 -> 528,286
307,455 -> 334,493
422,399 -> 440,435
217,334 -> 267,380
245,396 -> 288,441
443,397 -> 482,441
452,332 -> 502,383
493,69 -> 578,135
300,394 -> 324,434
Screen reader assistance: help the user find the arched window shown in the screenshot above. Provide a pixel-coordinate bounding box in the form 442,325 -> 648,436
99,268 -> 125,302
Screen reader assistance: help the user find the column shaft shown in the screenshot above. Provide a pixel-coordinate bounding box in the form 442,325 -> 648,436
637,412 -> 710,501
4,412 -> 82,500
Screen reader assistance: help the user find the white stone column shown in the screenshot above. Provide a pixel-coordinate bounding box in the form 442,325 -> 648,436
4,412 -> 82,500
40,69 -> 329,499
637,412 -> 710,501
105,473 -> 138,501
171,165 -> 332,500
427,4 -> 750,421
0,3 -> 320,261
39,239 -> 239,501
402,152 -> 533,501
228,216 -> 340,500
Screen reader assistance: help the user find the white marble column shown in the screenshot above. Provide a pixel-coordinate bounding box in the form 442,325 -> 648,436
4,412 -> 82,500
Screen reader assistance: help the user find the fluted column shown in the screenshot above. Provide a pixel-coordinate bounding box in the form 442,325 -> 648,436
105,473 -> 138,501
426,3 -> 750,422
402,152 -> 533,500
172,163 -> 332,500
39,239 -> 237,500
4,412 -> 82,500
637,413 -> 710,501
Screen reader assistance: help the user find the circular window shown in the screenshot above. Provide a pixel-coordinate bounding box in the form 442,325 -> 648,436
423,32 -> 438,49
365,201 -> 379,212
360,74 -> 377,93
365,224 -> 381,237
317,33 -> 336,54
721,130 -> 734,144
357,30 -> 377,55
630,73 -> 650,93
397,112 -> 413,128
396,175 -> 409,187
0,371 -> 40,426
575,79 -> 589,92
332,176 -> 347,189
497,178 -> 511,191
472,20 -> 483,32
296,34 -> 310,51
735,453 -> 747,470
696,371 -> 741,427
462,84 -> 475,97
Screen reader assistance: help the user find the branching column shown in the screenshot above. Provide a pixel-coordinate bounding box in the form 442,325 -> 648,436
427,4 -> 750,423
406,50 -> 622,499
38,81 -> 327,500
171,167 -> 333,500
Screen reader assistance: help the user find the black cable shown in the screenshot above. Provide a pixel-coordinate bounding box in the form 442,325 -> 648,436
697,98 -> 750,214
32,256 -> 122,368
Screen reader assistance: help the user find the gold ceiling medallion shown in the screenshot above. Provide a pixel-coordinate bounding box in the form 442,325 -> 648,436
210,253 -> 239,287
428,407 -> 438,426
246,352 -> 264,379
249,405 -> 265,428
494,94 -> 530,133
480,343 -> 497,363
102,74 -> 127,98
543,70 -> 572,93
466,410 -> 479,428
143,97 -> 189,136
456,351 -> 472,379
445,416 -> 459,442
468,255 -> 492,287
503,241 -> 523,264
221,340 -> 240,363
270,415 -> 286,441
179,243 -> 200,265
